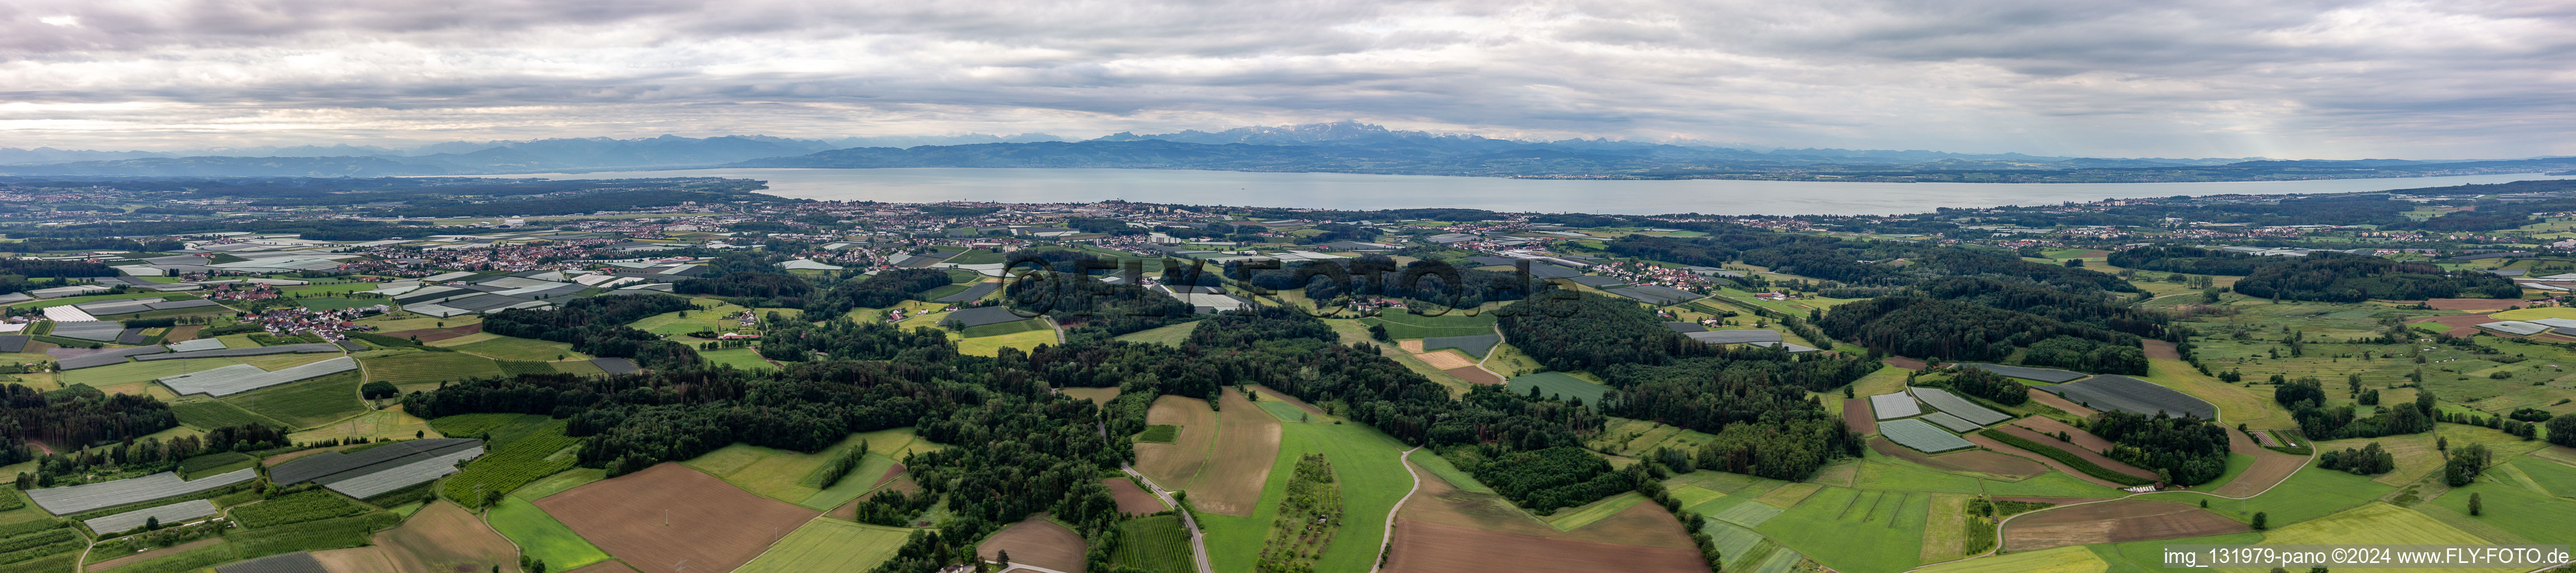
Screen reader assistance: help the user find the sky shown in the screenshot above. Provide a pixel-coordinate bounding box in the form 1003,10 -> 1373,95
2,0 -> 2572,158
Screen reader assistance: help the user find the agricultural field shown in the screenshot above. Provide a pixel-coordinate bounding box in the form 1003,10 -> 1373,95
218,370 -> 365,428
1175,391 -> 1282,516
736,519 -> 912,573
2247,502 -> 2504,573
436,332 -> 586,361
1199,404 -> 1417,573
1108,515 -> 1193,573
170,400 -> 287,430
1506,372 -> 1608,405
627,298 -> 754,337
698,347 -> 776,370
1359,312 -> 1496,340
312,500 -> 519,573
955,327 -> 1057,356
682,431 -> 893,510
2001,500 -> 2246,551
2137,459 -> 2394,528
1915,545 -> 2106,573
439,419 -> 580,504
533,463 -> 817,573
488,496 -> 612,571
1754,486 -> 1933,573
1111,321 -> 1201,346
62,358 -> 242,387
360,351 -> 505,391
1132,396 -> 1219,495
288,407 -> 437,444
976,516 -> 1088,573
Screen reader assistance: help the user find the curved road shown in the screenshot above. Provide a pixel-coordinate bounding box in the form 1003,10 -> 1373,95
1121,463 -> 1212,573
1368,447 -> 1424,573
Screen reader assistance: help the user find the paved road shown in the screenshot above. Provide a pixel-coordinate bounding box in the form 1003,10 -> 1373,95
1122,463 -> 1213,573
1368,446 -> 1424,573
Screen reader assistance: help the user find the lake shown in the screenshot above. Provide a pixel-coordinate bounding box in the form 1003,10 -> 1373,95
475,168 -> 2576,215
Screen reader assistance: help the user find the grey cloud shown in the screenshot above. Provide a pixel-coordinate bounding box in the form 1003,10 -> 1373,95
0,0 -> 2570,158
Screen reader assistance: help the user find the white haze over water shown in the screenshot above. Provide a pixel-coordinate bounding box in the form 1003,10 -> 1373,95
464,168 -> 2576,215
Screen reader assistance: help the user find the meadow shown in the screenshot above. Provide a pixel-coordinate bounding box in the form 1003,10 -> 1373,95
2135,459 -> 2392,528
956,328 -> 1058,357
437,333 -> 585,361
1755,486 -> 1933,573
170,400 -> 287,430
360,351 -> 505,391
1197,405 -> 1413,573
734,519 -> 912,573
1112,321 -> 1202,346
683,432 -> 885,510
1506,372 -> 1608,405
698,347 -> 776,370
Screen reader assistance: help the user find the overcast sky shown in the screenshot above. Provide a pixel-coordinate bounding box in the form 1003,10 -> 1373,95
2,0 -> 2570,158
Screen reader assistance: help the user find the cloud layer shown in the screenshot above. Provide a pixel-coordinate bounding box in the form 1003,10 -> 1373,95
3,0 -> 2571,158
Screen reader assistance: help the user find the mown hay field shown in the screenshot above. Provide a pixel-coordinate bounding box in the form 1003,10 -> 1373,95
534,463 -> 817,573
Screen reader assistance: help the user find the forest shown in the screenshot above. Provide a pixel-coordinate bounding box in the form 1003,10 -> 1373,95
481,294 -> 702,369
803,267 -> 963,318
0,384 -> 178,466
1501,292 -> 1869,480
2085,411 -> 2232,485
2230,255 -> 2520,302
1819,296 -> 2144,373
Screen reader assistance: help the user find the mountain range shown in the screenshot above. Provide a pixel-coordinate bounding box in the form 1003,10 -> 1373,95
4,122 -> 2569,182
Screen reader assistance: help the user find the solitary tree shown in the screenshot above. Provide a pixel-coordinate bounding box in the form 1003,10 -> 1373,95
2469,492 -> 2483,516
2251,511 -> 2269,530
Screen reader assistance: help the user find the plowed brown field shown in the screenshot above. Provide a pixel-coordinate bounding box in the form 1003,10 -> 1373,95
1995,425 -> 2157,481
1132,396 -> 1217,493
1380,519 -> 1708,573
2003,500 -> 2246,551
1394,453 -> 1697,549
976,516 -> 1086,573
534,463 -> 817,573
1966,434 -> 2134,491
2143,340 -> 2181,360
2026,389 -> 2099,417
1441,366 -> 1502,385
1180,391 -> 1281,516
1104,478 -> 1165,515
2009,417 -> 2119,453
1844,398 -> 1877,434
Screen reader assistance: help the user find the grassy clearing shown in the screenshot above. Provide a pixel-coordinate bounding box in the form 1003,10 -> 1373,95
488,496 -> 610,570
1506,372 -> 1606,405
699,347 -> 776,371
2421,473 -> 2576,544
218,370 -> 364,429
2250,503 -> 2498,573
287,407 -> 437,444
512,468 -> 606,501
1113,321 -> 1202,347
735,519 -> 913,573
628,299 -> 752,336
1544,492 -> 1645,530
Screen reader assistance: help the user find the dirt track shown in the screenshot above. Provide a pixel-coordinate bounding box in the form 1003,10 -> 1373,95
977,515 -> 1088,573
1380,519 -> 1709,573
2002,500 -> 2247,551
534,463 -> 817,573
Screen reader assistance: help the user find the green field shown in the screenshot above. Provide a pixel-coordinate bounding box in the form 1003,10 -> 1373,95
440,420 -> 579,504
62,358 -> 242,387
1112,321 -> 1202,347
218,371 -> 364,428
1756,486 -> 1933,573
1108,515 -> 1194,573
1358,312 -> 1495,339
511,468 -> 606,501
427,413 -> 521,439
2248,502 -> 2498,573
682,433 -> 886,510
956,328 -> 1057,356
489,497 -> 610,570
171,400 -> 288,430
735,519 -> 913,573
699,347 -> 777,371
445,335 -> 584,361
360,351 -> 504,389
1506,372 -> 1608,405
1405,448 -> 1494,494
1544,492 -> 1645,530
958,318 -> 1048,337
290,297 -> 381,311
178,452 -> 256,480
2508,456 -> 2576,497
1916,545 -> 2104,573
1197,404 -> 1415,573
628,298 -> 753,336
2135,459 -> 2393,528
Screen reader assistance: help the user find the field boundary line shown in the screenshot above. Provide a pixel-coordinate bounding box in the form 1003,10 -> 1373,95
1369,446 -> 1423,573
1896,440 -> 2321,573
